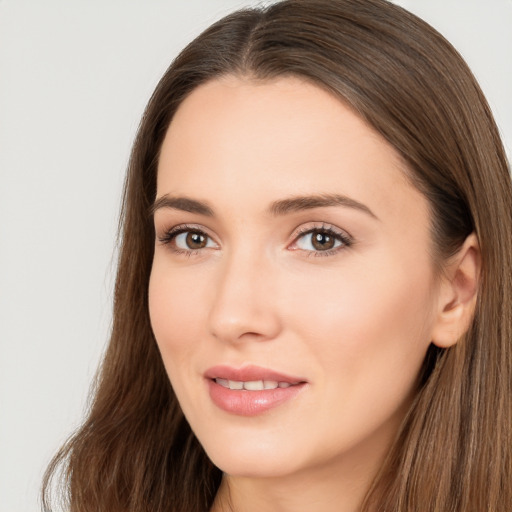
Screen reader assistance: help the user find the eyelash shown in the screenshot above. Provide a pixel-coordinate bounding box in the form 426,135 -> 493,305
157,223 -> 353,258
291,224 -> 353,257
157,224 -> 212,257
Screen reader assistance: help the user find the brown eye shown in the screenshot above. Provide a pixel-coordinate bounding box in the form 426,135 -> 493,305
161,228 -> 217,252
186,231 -> 207,249
293,226 -> 350,255
311,230 -> 335,250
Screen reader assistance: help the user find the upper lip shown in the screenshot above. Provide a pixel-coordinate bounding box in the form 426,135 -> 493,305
204,364 -> 306,384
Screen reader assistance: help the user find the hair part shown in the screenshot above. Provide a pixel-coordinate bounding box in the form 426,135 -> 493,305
43,1 -> 512,511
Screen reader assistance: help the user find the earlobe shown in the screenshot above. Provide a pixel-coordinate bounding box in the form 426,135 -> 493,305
431,233 -> 481,348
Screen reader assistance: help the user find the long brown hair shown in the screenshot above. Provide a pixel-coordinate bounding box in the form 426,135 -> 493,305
42,1 -> 512,510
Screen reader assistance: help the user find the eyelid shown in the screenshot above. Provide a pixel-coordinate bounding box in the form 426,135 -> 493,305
157,223 -> 219,249
288,222 -> 353,255
156,222 -> 352,257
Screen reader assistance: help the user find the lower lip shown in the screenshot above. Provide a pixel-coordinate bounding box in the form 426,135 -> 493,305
207,379 -> 306,416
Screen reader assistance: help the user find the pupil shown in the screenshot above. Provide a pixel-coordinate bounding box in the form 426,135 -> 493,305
186,232 -> 206,249
312,231 -> 334,250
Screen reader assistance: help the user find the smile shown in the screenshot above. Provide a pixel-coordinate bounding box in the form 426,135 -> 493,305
205,365 -> 307,416
214,379 -> 296,390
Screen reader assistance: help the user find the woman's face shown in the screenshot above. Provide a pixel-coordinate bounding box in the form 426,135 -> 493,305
149,76 -> 441,480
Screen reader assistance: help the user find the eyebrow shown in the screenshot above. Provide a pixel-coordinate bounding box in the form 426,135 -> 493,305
151,195 -> 214,216
151,193 -> 377,220
268,193 -> 378,219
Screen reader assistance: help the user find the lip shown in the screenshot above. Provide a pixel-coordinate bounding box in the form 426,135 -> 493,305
204,364 -> 305,383
205,364 -> 307,416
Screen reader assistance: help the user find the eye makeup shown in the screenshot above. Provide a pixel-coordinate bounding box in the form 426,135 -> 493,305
288,222 -> 353,258
156,221 -> 353,259
157,223 -> 218,256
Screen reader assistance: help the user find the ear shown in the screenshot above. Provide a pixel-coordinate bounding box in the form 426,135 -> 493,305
431,233 -> 481,348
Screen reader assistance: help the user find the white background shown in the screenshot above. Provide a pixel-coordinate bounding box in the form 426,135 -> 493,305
0,1 -> 510,511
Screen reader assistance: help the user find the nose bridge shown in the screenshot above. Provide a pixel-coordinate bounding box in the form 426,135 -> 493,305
208,242 -> 281,343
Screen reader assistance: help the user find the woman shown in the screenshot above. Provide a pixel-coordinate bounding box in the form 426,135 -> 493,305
42,0 -> 512,511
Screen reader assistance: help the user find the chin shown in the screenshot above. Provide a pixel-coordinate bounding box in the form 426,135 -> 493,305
198,431 -> 308,478
211,455 -> 303,479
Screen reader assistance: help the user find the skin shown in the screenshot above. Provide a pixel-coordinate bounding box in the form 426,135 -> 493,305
148,76 -> 479,512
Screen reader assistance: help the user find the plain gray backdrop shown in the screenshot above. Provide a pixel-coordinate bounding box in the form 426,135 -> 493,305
0,1 -> 510,511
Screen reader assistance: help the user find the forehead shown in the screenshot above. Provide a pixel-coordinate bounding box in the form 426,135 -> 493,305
157,75 -> 427,228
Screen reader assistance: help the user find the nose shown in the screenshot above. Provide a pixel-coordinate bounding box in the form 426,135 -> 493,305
207,248 -> 282,344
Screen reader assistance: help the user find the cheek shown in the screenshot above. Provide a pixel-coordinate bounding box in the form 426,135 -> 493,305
148,259 -> 217,427
277,258 -> 436,458
148,260 -> 208,371
283,254 -> 436,392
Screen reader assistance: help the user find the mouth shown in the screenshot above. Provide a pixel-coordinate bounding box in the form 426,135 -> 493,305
213,379 -> 299,390
204,364 -> 306,383
204,365 -> 307,416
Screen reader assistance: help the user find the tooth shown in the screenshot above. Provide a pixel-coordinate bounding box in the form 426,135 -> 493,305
244,380 -> 264,391
216,378 -> 229,388
218,379 -> 292,391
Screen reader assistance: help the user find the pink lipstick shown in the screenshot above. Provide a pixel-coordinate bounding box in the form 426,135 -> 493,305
205,365 -> 307,416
